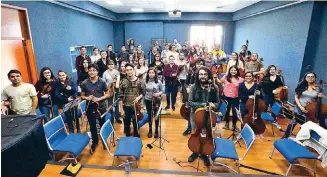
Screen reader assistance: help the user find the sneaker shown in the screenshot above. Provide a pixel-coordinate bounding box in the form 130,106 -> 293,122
182,129 -> 191,136
172,106 -> 176,111
90,144 -> 97,154
165,106 -> 170,110
115,119 -> 122,124
154,130 -> 159,138
223,122 -> 230,130
233,126 -> 241,133
272,121 -> 282,129
201,155 -> 210,166
188,152 -> 198,162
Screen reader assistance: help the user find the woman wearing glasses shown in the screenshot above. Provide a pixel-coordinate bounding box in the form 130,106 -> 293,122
283,72 -> 324,138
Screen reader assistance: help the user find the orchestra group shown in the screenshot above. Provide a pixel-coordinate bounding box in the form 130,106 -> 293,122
1,38 -> 326,166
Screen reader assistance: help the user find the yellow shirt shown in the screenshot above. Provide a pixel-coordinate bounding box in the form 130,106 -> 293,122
212,49 -> 226,58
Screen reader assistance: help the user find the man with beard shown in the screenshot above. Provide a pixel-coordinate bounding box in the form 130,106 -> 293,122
182,59 -> 205,136
187,67 -> 219,166
80,64 -> 109,153
2,70 -> 38,115
119,63 -> 146,137
245,53 -> 264,77
76,46 -> 91,74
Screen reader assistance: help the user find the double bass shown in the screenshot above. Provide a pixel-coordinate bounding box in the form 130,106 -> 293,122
188,80 -> 217,156
274,68 -> 289,104
242,76 -> 266,134
305,80 -> 327,129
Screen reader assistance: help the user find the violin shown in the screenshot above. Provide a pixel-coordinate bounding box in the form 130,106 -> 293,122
108,75 -> 118,98
188,80 -> 217,156
305,80 -> 327,129
274,68 -> 289,104
211,65 -> 224,98
180,84 -> 190,121
85,95 -> 102,119
134,101 -> 144,121
242,76 -> 266,135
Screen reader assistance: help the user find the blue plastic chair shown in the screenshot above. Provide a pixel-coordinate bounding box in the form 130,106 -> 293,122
210,124 -> 255,173
269,138 -> 318,176
260,102 -> 282,136
100,119 -> 143,167
35,108 -> 42,116
43,115 -> 90,163
138,112 -> 149,128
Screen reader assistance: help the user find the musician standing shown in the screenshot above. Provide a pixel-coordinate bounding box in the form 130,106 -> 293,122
102,60 -> 122,124
119,63 -> 146,137
283,72 -> 324,138
144,68 -> 163,138
54,70 -> 78,133
1,70 -> 38,115
260,65 -> 284,129
188,67 -> 219,166
175,53 -> 188,94
80,64 -> 109,153
163,55 -> 179,111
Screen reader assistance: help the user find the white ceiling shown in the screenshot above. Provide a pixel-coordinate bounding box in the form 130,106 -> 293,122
91,0 -> 261,13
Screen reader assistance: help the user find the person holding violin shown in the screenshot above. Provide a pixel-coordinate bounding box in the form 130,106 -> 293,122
54,70 -> 78,133
188,66 -> 219,166
260,65 -> 285,129
119,63 -> 146,137
35,67 -> 58,123
103,60 -> 122,124
144,68 -> 163,138
226,52 -> 244,78
163,55 -> 179,111
81,64 -> 110,153
216,66 -> 244,132
135,57 -> 148,80
182,59 -> 205,136
245,53 -> 264,78
283,72 -> 325,138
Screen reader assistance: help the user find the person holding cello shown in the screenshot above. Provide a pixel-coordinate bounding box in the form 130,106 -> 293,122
216,66 -> 244,132
187,66 -> 219,166
260,65 -> 285,130
283,72 -> 325,138
144,68 -> 163,138
119,63 -> 146,137
182,59 -> 205,136
238,72 -> 266,138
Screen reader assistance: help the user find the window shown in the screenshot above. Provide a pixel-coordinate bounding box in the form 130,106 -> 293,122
190,25 -> 223,51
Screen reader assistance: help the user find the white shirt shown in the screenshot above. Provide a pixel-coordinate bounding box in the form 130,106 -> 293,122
90,55 -> 101,64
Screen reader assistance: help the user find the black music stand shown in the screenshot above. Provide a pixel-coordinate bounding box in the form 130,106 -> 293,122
226,107 -> 243,147
146,103 -> 170,160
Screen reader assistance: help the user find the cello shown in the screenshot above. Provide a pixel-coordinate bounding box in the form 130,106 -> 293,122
274,68 -> 289,104
242,76 -> 266,135
305,80 -> 327,129
188,80 -> 217,156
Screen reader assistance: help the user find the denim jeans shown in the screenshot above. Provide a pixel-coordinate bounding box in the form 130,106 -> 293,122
39,104 -> 58,123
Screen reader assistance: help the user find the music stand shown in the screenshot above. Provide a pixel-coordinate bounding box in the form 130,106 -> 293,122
227,106 -> 243,147
146,103 -> 170,160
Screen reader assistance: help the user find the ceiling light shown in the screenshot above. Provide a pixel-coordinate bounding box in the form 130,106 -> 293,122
131,8 -> 144,12
106,0 -> 122,5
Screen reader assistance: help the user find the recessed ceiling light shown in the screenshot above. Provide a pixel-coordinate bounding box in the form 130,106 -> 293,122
106,0 -> 122,5
131,8 -> 144,12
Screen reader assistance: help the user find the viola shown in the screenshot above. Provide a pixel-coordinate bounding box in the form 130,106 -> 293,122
211,65 -> 223,99
242,76 -> 266,135
188,81 -> 217,156
305,80 -> 327,129
274,68 -> 289,104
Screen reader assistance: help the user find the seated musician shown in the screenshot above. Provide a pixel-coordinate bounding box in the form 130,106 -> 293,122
80,64 -> 110,153
212,44 -> 226,64
119,63 -> 146,137
54,70 -> 78,133
239,45 -> 252,61
1,69 -> 38,115
182,59 -> 205,136
245,53 -> 264,77
283,72 -> 324,138
260,65 -> 284,129
188,67 -> 219,166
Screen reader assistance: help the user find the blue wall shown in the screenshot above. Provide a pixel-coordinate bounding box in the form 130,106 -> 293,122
3,1 -> 114,82
312,2 -> 327,83
113,21 -> 125,51
233,2 -> 315,102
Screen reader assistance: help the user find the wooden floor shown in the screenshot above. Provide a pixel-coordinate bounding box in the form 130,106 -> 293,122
40,93 -> 327,177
